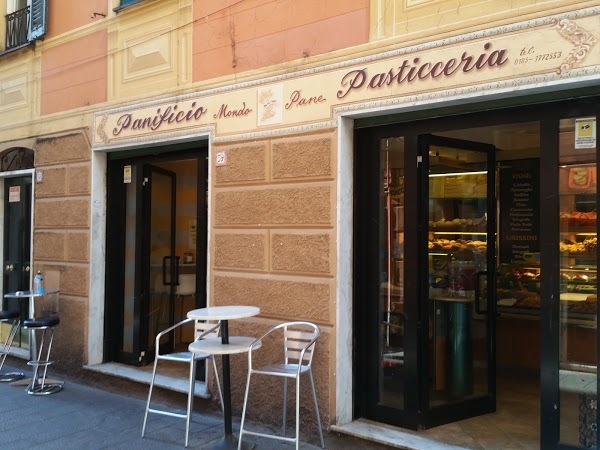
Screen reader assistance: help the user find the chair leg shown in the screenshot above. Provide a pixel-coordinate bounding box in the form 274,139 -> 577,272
295,375 -> 300,450
282,377 -> 288,436
141,356 -> 160,438
0,318 -> 22,382
237,369 -> 253,450
210,356 -> 224,412
30,328 -> 44,389
309,369 -> 325,448
185,356 -> 197,448
40,328 -> 55,390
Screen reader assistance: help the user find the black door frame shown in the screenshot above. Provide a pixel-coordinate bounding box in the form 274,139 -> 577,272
104,146 -> 209,365
2,172 -> 33,343
539,102 -> 600,450
141,164 -> 177,363
354,96 -> 600,442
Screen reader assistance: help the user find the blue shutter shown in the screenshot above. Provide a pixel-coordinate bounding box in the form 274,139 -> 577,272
30,0 -> 47,40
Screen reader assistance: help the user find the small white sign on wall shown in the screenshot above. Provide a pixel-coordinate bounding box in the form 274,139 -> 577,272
215,150 -> 227,166
8,186 -> 20,203
575,117 -> 596,149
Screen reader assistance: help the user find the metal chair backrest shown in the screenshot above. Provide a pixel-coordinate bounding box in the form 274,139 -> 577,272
282,322 -> 319,367
194,319 -> 220,341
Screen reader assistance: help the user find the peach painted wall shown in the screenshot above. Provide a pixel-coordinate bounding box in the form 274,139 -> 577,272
192,0 -> 369,82
46,0 -> 108,38
41,30 -> 108,115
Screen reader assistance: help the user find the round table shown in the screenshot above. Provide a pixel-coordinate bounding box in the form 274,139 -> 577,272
187,305 -> 260,449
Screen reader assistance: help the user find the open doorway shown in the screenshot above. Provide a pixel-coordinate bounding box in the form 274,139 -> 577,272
104,146 -> 208,367
354,99 -> 600,447
0,148 -> 34,352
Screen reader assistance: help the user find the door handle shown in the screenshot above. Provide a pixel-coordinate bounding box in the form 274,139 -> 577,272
25,265 -> 30,272
5,264 -> 13,271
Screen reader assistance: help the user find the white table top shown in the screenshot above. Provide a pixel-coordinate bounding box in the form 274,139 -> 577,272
4,289 -> 59,298
189,336 -> 261,355
187,305 -> 260,321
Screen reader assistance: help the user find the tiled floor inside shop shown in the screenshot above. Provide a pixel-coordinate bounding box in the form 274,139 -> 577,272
403,369 -> 589,449
336,370 -> 542,449
421,371 -> 540,449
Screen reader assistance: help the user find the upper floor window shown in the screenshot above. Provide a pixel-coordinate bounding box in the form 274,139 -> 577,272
114,0 -> 144,11
5,0 -> 47,52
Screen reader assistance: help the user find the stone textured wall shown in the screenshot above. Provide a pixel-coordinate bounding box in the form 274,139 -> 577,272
33,131 -> 91,371
212,130 -> 336,429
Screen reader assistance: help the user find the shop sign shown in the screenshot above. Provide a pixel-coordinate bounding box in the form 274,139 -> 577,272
93,13 -> 599,147
112,102 -> 207,137
336,42 -> 508,99
575,117 -> 597,149
8,186 -> 20,203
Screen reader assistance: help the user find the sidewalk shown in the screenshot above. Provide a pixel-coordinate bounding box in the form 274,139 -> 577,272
0,359 -> 392,449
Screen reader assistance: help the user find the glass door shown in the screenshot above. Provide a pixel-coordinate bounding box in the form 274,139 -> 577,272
106,162 -> 176,366
541,112 -> 599,449
142,165 -> 177,359
420,134 -> 497,426
354,130 -> 417,428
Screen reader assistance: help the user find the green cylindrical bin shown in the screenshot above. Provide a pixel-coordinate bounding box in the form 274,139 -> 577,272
447,302 -> 473,398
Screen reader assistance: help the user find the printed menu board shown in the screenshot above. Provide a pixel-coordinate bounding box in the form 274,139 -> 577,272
499,159 -> 540,264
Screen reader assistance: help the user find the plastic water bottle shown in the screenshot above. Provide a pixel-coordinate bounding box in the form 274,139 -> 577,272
33,271 -> 44,295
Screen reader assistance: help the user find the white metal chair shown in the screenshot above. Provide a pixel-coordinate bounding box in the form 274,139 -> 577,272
238,321 -> 324,450
141,318 -> 224,447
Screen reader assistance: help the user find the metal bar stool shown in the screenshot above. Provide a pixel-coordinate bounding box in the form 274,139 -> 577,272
0,310 -> 24,382
23,314 -> 62,395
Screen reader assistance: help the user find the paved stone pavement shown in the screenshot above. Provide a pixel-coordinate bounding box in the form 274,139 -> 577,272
0,359 -> 392,449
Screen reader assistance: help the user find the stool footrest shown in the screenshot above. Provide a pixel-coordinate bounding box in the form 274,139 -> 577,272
27,360 -> 54,367
147,408 -> 187,420
0,372 -> 25,382
241,429 -> 296,443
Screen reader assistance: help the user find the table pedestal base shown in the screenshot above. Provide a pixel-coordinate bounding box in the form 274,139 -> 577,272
202,435 -> 255,450
0,371 -> 24,382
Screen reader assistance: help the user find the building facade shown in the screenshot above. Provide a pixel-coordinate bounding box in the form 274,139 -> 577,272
0,0 -> 599,448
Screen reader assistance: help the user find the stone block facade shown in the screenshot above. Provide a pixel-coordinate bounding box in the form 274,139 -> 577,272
32,131 -> 91,372
211,130 -> 336,423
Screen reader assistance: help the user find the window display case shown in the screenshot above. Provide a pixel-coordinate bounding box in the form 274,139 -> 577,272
495,163 -> 597,323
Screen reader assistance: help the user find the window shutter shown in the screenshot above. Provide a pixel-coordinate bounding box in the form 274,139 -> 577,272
30,0 -> 47,40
